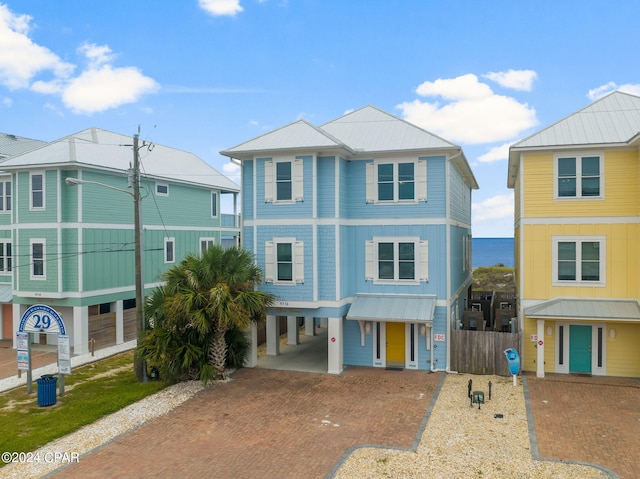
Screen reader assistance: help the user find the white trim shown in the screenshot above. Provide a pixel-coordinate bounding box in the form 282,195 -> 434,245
0,178 -> 12,213
210,191 -> 219,218
29,171 -> 45,210
0,238 -> 12,275
155,182 -> 169,196
245,217 -> 458,227
30,238 -> 46,280
551,235 -> 606,286
368,236 -> 423,285
370,158 -> 422,204
270,296 -> 449,310
199,237 -> 216,255
164,237 -> 175,263
14,280 -> 165,300
520,216 -> 640,225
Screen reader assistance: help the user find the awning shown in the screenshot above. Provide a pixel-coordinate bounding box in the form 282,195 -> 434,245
346,293 -> 436,324
525,298 -> 640,323
0,284 -> 12,303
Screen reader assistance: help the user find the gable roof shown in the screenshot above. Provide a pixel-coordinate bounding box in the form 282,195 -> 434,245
1,128 -> 239,192
508,91 -> 640,187
0,132 -> 46,159
220,119 -> 351,159
221,105 -> 478,189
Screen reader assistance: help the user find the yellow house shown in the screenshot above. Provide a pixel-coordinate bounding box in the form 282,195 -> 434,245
508,91 -> 640,378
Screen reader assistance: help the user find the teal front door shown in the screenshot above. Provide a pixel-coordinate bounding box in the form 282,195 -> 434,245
569,325 -> 592,373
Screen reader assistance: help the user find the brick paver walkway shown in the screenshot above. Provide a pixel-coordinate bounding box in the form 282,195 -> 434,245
52,368 -> 442,479
526,373 -> 640,479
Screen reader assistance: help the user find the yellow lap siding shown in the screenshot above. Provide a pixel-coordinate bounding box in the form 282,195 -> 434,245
605,323 -> 640,377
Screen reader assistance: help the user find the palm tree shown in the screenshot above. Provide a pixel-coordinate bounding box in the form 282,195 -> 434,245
160,244 -> 274,380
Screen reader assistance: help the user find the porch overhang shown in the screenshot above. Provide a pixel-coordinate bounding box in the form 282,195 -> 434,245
525,298 -> 640,323
0,284 -> 12,303
346,293 -> 436,324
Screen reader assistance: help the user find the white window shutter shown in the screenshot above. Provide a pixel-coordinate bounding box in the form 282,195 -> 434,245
365,162 -> 375,203
419,240 -> 429,281
365,240 -> 374,280
293,159 -> 304,201
265,241 -> 274,282
264,160 -> 274,203
416,159 -> 427,202
294,241 -> 304,283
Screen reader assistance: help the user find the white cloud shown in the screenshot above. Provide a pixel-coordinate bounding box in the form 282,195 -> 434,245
62,64 -> 158,114
78,42 -> 116,69
2,95 -> 11,107
477,142 -> 512,164
483,69 -> 537,91
0,4 -> 74,89
588,81 -> 640,100
199,0 -> 243,16
398,74 -> 537,144
472,193 -> 514,223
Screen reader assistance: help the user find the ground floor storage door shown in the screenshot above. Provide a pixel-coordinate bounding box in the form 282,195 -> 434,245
386,322 -> 405,366
569,325 -> 592,373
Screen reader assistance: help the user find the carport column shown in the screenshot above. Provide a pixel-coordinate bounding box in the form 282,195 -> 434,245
73,305 -> 89,355
327,317 -> 343,374
266,314 -> 280,356
287,316 -> 299,345
245,322 -> 258,367
114,300 -> 124,344
536,319 -> 545,378
304,316 -> 316,336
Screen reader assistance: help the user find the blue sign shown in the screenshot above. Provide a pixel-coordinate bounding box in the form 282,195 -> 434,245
18,304 -> 66,335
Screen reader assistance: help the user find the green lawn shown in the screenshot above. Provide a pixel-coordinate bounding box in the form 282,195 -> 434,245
0,351 -> 165,464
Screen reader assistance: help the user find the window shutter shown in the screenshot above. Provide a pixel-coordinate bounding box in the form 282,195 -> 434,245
416,159 -> 427,202
294,241 -> 304,283
365,162 -> 374,203
264,160 -> 274,203
265,241 -> 274,282
365,240 -> 374,280
419,240 -> 429,281
293,159 -> 304,201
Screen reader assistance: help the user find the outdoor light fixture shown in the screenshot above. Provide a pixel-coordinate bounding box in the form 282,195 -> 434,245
420,324 -> 427,335
609,328 -> 616,339
364,322 -> 371,333
546,326 -> 553,336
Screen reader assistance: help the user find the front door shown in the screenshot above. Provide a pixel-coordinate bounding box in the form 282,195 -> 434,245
386,322 -> 405,367
569,325 -> 592,374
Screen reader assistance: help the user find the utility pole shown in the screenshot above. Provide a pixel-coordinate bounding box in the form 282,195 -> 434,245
132,130 -> 147,382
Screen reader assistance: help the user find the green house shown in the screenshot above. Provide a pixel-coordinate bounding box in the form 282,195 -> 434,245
0,128 -> 240,355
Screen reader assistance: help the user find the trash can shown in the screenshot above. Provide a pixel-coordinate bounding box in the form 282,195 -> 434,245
36,374 -> 58,407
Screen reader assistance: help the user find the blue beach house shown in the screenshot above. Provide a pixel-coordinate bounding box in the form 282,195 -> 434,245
221,106 -> 478,374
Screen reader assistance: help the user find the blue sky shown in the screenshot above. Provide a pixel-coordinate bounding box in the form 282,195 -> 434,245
1,0 -> 639,237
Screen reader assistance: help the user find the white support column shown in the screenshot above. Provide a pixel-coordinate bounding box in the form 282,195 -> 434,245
114,300 -> 124,344
304,316 -> 316,336
245,322 -> 258,367
536,319 -> 545,378
266,314 -> 279,356
73,305 -> 89,355
320,317 -> 328,329
287,316 -> 299,345
327,317 -> 343,375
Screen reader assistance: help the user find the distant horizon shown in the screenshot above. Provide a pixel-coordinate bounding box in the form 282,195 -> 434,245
474,236 -> 514,239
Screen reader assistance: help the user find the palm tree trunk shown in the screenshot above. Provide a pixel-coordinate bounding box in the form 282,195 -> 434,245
209,328 -> 228,379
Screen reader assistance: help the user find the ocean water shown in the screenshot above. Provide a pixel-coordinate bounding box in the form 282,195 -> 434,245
472,237 -> 514,268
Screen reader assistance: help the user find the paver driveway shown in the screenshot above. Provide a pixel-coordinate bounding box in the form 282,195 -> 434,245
52,367 -> 442,479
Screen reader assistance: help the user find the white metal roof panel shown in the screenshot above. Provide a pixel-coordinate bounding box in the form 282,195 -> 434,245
321,105 -> 458,152
525,298 -> 640,322
513,91 -> 640,149
0,133 -> 46,159
221,119 -> 347,157
1,128 -> 239,192
346,293 -> 436,323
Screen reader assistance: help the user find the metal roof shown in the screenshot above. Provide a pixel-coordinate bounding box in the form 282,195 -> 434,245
346,293 -> 436,323
0,284 -> 11,303
0,133 -> 46,159
525,298 -> 640,322
1,128 -> 239,193
220,119 -> 350,159
321,105 -> 458,152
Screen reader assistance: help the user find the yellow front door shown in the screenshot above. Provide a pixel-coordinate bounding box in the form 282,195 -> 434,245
386,322 -> 405,365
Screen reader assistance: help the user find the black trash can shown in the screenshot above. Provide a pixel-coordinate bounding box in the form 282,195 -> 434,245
36,374 -> 58,407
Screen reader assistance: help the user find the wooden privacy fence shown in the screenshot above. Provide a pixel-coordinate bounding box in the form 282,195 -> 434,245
450,330 -> 521,376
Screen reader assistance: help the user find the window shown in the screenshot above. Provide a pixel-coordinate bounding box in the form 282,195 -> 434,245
164,238 -> 175,263
156,183 -> 168,196
366,159 -> 427,203
0,241 -> 11,273
0,180 -> 11,212
211,192 -> 218,217
200,238 -> 215,255
31,173 -> 44,209
264,238 -> 304,284
556,154 -> 602,199
553,236 -> 605,285
365,237 -> 428,283
264,158 -> 304,203
31,239 -> 45,279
